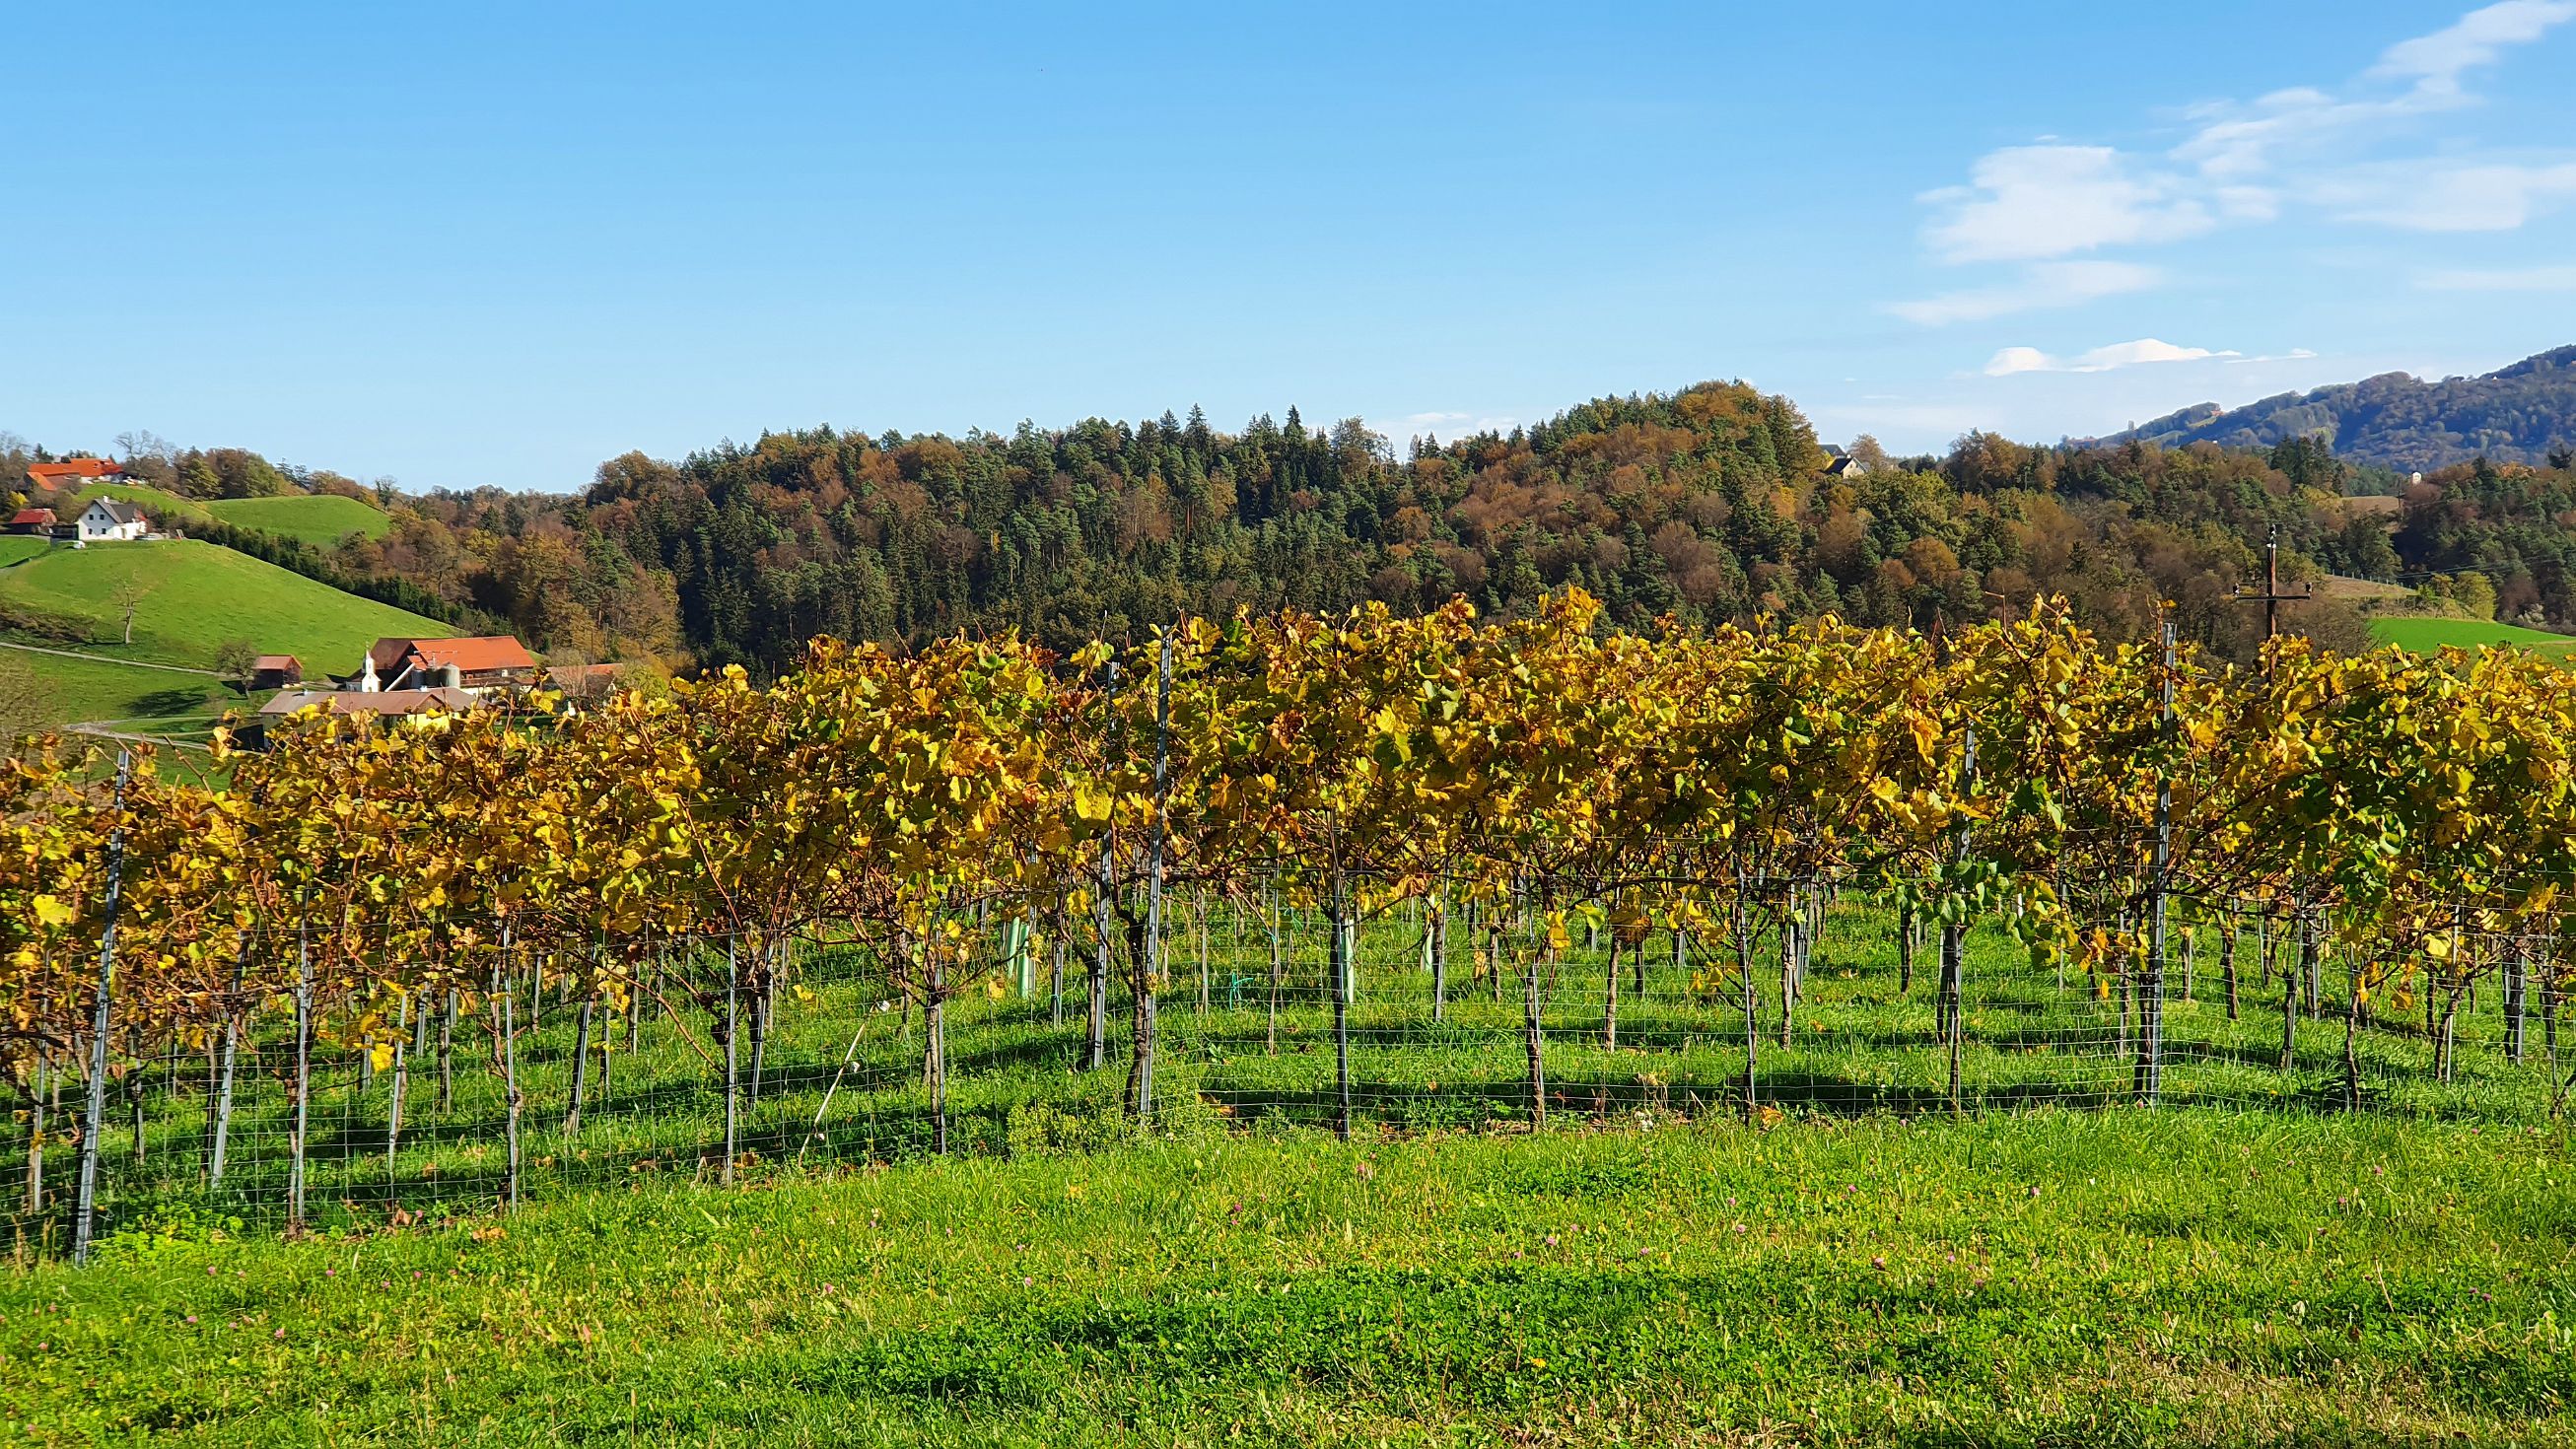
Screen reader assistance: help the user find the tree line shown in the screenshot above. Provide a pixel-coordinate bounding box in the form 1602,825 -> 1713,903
15,380 -> 2576,674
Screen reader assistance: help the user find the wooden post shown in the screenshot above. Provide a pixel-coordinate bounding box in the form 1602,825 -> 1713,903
1048,922 -> 1067,1028
722,936 -> 739,1181
1127,632 -> 1173,1121
1736,890 -> 1760,1121
2506,934 -> 2528,1066
565,995 -> 594,1137
1602,935 -> 1621,1051
1777,888 -> 1799,1049
1086,656 -> 1117,1072
496,921 -> 522,1211
927,942 -> 948,1154
1330,894 -> 1356,1139
386,990 -> 409,1184
1941,726 -> 1977,1118
746,943 -> 771,1110
1522,912 -> 1547,1130
2136,620 -> 2174,1105
287,915 -> 313,1235
1429,893 -> 1449,1024
2279,906 -> 2306,1073
70,758 -> 132,1266
1265,887 -> 1285,1054
2221,911 -> 2240,1021
206,929 -> 250,1188
1897,904 -> 1915,995
437,990 -> 456,1114
25,1056 -> 46,1217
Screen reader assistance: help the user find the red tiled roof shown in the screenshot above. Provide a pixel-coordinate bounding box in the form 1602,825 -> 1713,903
250,655 -> 300,670
410,637 -> 537,672
8,509 -> 53,525
25,459 -> 124,484
367,636 -> 536,676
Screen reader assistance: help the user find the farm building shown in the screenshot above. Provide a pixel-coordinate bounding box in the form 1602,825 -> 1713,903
77,498 -> 149,542
6,508 -> 55,535
250,655 -> 304,689
244,685 -> 478,748
23,457 -> 128,490
357,636 -> 538,694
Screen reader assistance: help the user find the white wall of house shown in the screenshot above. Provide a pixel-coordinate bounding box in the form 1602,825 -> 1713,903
77,501 -> 146,542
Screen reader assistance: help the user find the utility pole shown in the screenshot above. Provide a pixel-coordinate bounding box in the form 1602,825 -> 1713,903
2235,525 -> 2315,680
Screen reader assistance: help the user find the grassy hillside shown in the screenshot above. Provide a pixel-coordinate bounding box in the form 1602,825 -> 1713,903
0,539 -> 449,673
0,537 -> 49,569
0,651 -> 238,768
200,492 -> 391,546
0,650 -> 230,724
66,482 -> 214,528
2369,615 -> 2576,659
65,482 -> 391,548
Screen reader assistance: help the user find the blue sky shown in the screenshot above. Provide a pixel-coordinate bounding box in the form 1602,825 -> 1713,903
5,1 -> 2573,492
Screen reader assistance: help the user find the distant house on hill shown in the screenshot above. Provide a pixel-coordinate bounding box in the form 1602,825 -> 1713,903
24,458 -> 127,490
250,655 -> 303,689
6,508 -> 54,535
355,636 -> 538,695
1822,446 -> 1869,479
77,498 -> 148,542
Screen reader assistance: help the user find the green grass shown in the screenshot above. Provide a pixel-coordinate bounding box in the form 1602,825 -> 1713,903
0,537 -> 50,569
199,493 -> 391,547
2370,614 -> 2576,658
0,539 -> 447,674
0,650 -> 237,732
9,1115 -> 2572,1446
62,484 -> 391,548
65,483 -> 215,529
12,902 -> 2569,1442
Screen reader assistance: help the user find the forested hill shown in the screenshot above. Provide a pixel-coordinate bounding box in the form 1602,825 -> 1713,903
16,380 -> 2576,675
2101,346 -> 2576,472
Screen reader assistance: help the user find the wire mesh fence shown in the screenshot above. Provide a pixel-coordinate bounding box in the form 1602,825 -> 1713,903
11,876 -> 2565,1258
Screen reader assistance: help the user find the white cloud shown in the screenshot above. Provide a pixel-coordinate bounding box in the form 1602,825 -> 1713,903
1887,260 -> 2161,326
1983,338 -> 2240,377
2309,160 -> 2576,231
2177,2 -> 2576,178
2372,0 -> 2576,100
2174,89 -> 2406,181
1920,146 -> 2213,263
1902,2 -> 2576,303
2419,262 -> 2576,289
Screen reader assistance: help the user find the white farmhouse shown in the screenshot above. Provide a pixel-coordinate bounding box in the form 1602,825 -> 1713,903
77,498 -> 148,542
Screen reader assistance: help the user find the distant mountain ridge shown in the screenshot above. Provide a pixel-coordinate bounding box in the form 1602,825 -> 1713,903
2095,345 -> 2576,472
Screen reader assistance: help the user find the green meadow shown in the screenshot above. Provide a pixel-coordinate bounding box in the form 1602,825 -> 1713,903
199,493 -> 392,547
9,902 -> 2570,1445
2369,614 -> 2576,658
0,539 -> 443,670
